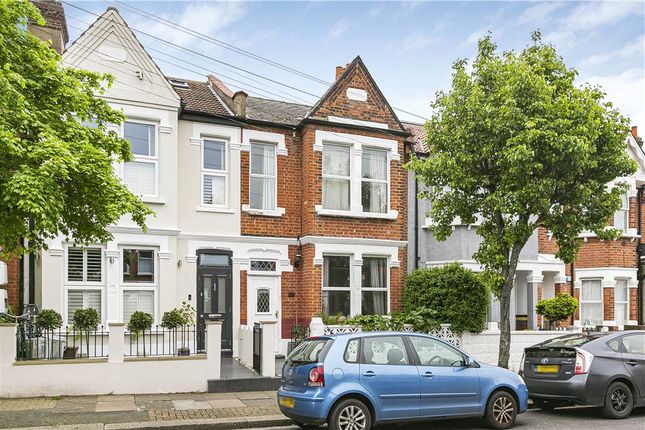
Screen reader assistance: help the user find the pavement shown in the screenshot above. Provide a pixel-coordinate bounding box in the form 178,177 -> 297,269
0,391 -> 291,429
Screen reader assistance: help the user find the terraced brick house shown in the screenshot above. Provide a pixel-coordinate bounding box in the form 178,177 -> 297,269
24,5 -> 409,357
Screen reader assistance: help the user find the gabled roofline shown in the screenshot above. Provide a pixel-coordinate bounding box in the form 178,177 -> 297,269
63,7 -> 180,103
305,56 -> 407,133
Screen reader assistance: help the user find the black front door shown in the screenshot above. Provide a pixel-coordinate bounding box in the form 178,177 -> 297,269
196,250 -> 232,352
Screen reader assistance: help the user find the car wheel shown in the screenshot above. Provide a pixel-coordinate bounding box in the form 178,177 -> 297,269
485,391 -> 518,429
328,398 -> 372,430
534,399 -> 557,411
601,381 -> 634,419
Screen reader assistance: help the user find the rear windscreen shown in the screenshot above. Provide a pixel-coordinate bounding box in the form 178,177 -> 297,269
286,339 -> 330,366
539,333 -> 604,348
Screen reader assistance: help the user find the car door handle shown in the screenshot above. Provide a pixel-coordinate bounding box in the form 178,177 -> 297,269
626,360 -> 639,367
422,371 -> 434,378
362,371 -> 376,377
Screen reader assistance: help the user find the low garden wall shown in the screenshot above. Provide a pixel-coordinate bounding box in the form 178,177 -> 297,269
0,322 -> 222,398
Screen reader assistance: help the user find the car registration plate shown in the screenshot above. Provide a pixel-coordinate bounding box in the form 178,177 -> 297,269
536,364 -> 560,373
279,397 -> 295,408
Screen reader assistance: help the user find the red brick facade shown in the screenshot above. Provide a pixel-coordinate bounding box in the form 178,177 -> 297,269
0,257 -> 20,312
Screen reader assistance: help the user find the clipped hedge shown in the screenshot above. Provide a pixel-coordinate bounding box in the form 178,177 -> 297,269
403,263 -> 488,333
536,293 -> 578,326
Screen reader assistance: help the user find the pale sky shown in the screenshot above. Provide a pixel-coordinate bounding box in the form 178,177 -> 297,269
65,1 -> 645,127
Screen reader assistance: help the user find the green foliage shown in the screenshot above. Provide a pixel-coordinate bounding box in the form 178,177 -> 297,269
178,301 -> 195,326
0,303 -> 15,323
127,311 -> 153,334
406,32 -> 635,366
346,314 -> 391,331
316,311 -> 348,326
161,309 -> 184,330
403,264 -> 488,333
72,308 -> 100,331
35,309 -> 63,331
0,0 -> 152,257
536,293 -> 578,323
317,307 -> 440,333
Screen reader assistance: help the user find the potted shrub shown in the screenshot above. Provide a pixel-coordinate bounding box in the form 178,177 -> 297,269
127,311 -> 153,356
161,302 -> 195,356
536,293 -> 579,330
35,309 -> 63,359
68,307 -> 100,359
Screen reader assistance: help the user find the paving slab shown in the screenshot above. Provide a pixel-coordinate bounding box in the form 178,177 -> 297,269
97,395 -> 134,403
207,398 -> 245,409
167,393 -> 205,401
133,394 -> 170,401
232,391 -> 271,400
242,398 -> 277,407
171,399 -> 211,410
201,392 -> 232,400
134,400 -> 173,411
95,401 -> 137,412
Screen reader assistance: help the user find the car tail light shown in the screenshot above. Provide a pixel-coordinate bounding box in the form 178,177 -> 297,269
518,352 -> 525,374
307,366 -> 324,387
575,348 -> 593,375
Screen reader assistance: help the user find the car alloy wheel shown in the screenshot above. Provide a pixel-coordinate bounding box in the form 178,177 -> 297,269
610,387 -> 629,413
493,396 -> 514,425
338,404 -> 366,430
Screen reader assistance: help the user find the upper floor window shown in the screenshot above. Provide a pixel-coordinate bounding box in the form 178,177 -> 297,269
614,191 -> 630,231
250,142 -> 276,210
67,247 -> 102,283
123,248 -> 155,284
361,148 -> 388,213
202,139 -> 227,206
322,144 -> 351,210
123,122 -> 157,197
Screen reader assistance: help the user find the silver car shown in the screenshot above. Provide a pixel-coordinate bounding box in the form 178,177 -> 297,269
520,331 -> 645,419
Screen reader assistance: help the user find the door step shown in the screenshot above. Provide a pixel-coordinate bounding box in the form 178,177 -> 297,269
207,377 -> 281,392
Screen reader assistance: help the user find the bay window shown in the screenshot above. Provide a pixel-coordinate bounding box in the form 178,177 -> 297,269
123,249 -> 155,284
250,142 -> 276,210
580,279 -> 603,325
123,290 -> 155,322
322,256 -> 351,316
123,122 -> 157,196
202,139 -> 227,206
361,149 -> 388,213
614,279 -> 629,325
322,144 -> 351,211
361,257 -> 387,315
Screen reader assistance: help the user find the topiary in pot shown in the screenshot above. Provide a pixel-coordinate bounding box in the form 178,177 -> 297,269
161,302 -> 195,356
70,308 -> 100,359
127,311 -> 153,356
536,293 -> 578,329
35,309 -> 63,359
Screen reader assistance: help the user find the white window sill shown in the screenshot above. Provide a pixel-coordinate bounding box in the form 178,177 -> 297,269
141,197 -> 165,205
242,205 -> 285,217
578,228 -> 640,240
195,206 -> 236,214
315,205 -> 398,220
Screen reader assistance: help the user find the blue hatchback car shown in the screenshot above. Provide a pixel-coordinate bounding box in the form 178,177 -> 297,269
278,332 -> 528,430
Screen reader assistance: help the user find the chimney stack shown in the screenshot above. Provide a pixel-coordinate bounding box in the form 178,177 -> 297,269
335,66 -> 346,80
29,1 -> 69,54
632,126 -> 638,138
232,91 -> 248,117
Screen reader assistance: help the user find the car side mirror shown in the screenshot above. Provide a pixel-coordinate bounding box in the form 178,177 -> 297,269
464,356 -> 477,367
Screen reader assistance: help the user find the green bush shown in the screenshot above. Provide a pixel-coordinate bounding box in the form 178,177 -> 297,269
161,309 -> 184,329
403,263 -> 488,333
35,309 -> 63,331
72,308 -> 100,331
536,293 -> 578,325
0,303 -> 15,323
127,311 -> 153,334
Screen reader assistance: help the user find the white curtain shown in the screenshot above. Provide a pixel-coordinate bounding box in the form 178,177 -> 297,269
581,280 -> 603,325
250,144 -> 276,210
323,145 -> 351,210
614,280 -> 629,324
362,149 -> 387,213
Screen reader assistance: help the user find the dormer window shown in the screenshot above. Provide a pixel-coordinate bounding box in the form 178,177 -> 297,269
168,79 -> 189,88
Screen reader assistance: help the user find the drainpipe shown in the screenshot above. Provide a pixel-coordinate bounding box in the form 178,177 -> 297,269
569,262 -> 575,296
637,185 -> 644,324
414,176 -> 419,270
28,218 -> 35,307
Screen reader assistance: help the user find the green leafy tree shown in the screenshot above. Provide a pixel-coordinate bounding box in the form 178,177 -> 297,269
0,0 -> 151,257
536,293 -> 578,329
407,33 -> 635,368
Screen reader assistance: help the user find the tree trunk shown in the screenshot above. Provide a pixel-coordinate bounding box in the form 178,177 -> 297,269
497,244 -> 523,369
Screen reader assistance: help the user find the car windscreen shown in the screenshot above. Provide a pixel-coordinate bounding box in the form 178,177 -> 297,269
539,333 -> 605,348
286,338 -> 331,366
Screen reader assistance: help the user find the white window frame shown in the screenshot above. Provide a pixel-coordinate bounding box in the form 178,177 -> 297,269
361,147 -> 390,214
200,138 -> 229,208
579,278 -> 604,326
614,278 -> 629,325
64,286 -> 105,326
65,245 -> 104,286
120,287 -> 157,324
322,254 -> 353,315
248,259 -> 278,275
614,190 -> 630,231
121,246 -> 158,287
249,141 -> 278,212
322,143 -> 353,211
360,256 -> 390,315
314,131 -> 399,220
121,120 -> 159,198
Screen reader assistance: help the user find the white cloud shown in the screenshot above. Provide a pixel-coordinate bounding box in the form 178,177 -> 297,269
460,27 -> 492,49
516,1 -> 566,25
326,20 -> 349,39
567,1 -> 644,31
582,68 -> 645,127
369,6 -> 384,18
542,29 -> 578,50
579,35 -> 645,68
401,31 -> 440,53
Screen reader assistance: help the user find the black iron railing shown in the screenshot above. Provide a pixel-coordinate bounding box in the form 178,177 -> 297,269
125,325 -> 203,357
16,325 -> 108,361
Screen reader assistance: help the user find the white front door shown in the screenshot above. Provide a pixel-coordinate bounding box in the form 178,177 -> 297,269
247,275 -> 280,353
